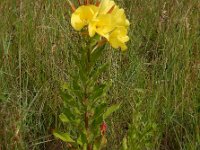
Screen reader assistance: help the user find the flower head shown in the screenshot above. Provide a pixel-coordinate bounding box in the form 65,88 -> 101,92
71,5 -> 98,31
88,14 -> 115,37
70,0 -> 130,51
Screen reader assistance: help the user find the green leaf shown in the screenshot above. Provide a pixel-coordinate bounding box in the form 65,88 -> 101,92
62,107 -> 82,125
59,113 -> 70,123
90,82 -> 111,106
90,34 -> 100,48
93,103 -> 107,119
74,107 -> 81,115
60,91 -> 73,103
53,131 -> 75,143
89,63 -> 109,85
90,44 -> 105,65
122,137 -> 128,150
77,132 -> 87,146
77,136 -> 83,146
90,84 -> 106,101
91,115 -> 103,132
63,108 -> 81,126
83,144 -> 87,150
61,91 -> 72,100
103,103 -> 121,120
63,107 -> 75,121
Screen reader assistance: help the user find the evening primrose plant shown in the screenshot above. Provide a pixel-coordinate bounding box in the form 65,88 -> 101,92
53,0 -> 130,149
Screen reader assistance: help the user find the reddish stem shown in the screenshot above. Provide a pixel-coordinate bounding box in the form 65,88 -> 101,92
96,0 -> 100,6
69,2 -> 76,12
107,5 -> 115,14
78,0 -> 81,5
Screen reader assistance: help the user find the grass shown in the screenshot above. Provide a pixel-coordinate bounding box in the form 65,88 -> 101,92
0,0 -> 199,149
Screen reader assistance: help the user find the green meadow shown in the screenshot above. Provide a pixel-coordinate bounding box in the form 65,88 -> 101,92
0,0 -> 199,149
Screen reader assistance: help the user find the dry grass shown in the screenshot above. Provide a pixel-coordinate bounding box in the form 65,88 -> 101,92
0,0 -> 199,149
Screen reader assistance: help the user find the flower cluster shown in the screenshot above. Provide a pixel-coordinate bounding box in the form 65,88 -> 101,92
70,0 -> 130,51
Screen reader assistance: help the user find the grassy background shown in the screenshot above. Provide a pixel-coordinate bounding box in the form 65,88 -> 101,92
0,0 -> 199,149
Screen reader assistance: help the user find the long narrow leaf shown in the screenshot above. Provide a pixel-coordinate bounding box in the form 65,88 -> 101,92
53,131 -> 75,143
103,103 -> 121,120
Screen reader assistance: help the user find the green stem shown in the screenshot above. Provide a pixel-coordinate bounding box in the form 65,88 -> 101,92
85,46 -> 92,150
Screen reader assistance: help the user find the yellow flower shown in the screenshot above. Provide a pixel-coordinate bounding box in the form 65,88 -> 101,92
98,0 -> 115,14
71,5 -> 98,31
70,0 -> 130,51
87,0 -> 116,37
111,6 -> 130,27
88,14 -> 115,37
88,1 -> 129,39
108,27 -> 129,51
97,0 -> 129,28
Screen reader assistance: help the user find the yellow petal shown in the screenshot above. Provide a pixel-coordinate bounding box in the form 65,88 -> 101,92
98,0 -> 115,14
121,44 -> 128,51
71,13 -> 85,31
108,27 -> 129,50
71,5 -> 98,31
88,14 -> 115,37
111,6 -> 130,27
88,23 -> 96,37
